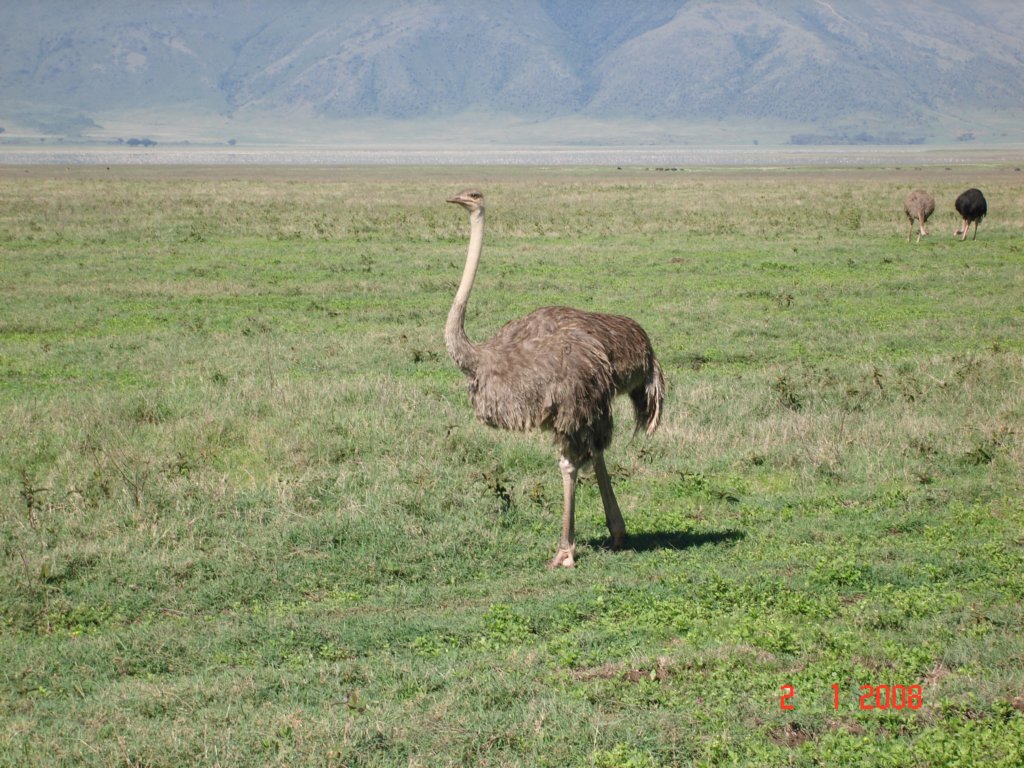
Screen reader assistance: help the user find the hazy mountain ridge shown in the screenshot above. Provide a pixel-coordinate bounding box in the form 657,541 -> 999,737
2,0 -> 1023,143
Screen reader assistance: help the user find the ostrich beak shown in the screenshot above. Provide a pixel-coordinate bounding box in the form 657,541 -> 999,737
447,190 -> 483,210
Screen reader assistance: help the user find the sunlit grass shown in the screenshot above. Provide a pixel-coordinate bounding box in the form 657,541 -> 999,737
1,164 -> 1023,766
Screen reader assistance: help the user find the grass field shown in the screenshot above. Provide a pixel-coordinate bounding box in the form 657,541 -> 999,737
1,162 -> 1023,767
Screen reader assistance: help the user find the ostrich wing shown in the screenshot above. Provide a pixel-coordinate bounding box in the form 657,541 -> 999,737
469,311 -> 616,459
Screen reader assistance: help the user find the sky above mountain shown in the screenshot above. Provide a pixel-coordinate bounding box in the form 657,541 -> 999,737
2,0 -> 1023,146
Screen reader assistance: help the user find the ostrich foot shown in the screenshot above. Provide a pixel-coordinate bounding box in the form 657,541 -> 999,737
610,531 -> 627,551
549,546 -> 576,569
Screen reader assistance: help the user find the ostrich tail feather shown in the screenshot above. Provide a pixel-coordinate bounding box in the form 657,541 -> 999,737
632,355 -> 664,437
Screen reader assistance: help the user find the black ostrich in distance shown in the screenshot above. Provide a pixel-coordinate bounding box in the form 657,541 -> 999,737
954,188 -> 987,241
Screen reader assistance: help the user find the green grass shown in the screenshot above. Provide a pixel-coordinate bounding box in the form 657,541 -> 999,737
1,163 -> 1023,767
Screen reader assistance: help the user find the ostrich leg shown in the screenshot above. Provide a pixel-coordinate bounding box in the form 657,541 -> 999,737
594,452 -> 626,550
550,455 -> 578,568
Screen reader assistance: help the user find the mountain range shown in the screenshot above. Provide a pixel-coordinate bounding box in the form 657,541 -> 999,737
2,0 -> 1023,146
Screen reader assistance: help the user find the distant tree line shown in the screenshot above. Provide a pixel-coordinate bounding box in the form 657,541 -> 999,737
117,137 -> 157,147
789,132 -> 925,146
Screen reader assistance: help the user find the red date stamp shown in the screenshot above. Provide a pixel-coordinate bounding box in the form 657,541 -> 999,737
780,684 -> 923,711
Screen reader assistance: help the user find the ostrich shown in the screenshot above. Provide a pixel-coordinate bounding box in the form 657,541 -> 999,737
903,189 -> 935,243
445,189 -> 665,568
954,188 -> 987,241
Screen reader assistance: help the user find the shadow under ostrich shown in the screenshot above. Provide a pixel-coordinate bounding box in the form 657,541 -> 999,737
954,188 -> 987,241
904,189 -> 935,243
445,189 -> 665,568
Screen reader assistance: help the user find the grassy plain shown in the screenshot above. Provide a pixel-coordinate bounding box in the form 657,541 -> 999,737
1,162 -> 1023,766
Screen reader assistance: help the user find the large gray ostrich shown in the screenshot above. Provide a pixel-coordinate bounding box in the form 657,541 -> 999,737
445,189 -> 664,568
903,189 -> 935,243
954,188 -> 987,241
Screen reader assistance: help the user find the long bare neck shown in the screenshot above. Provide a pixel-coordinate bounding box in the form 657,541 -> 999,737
445,207 -> 483,375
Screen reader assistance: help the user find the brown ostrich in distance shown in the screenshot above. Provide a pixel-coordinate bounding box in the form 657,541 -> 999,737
903,189 -> 935,243
954,188 -> 987,241
445,189 -> 665,568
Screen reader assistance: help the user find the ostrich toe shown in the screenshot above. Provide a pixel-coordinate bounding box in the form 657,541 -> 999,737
549,546 -> 576,569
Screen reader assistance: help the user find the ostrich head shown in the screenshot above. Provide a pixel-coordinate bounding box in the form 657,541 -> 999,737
447,189 -> 485,213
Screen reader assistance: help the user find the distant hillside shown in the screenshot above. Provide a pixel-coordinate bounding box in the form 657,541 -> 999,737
2,0 -> 1023,145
